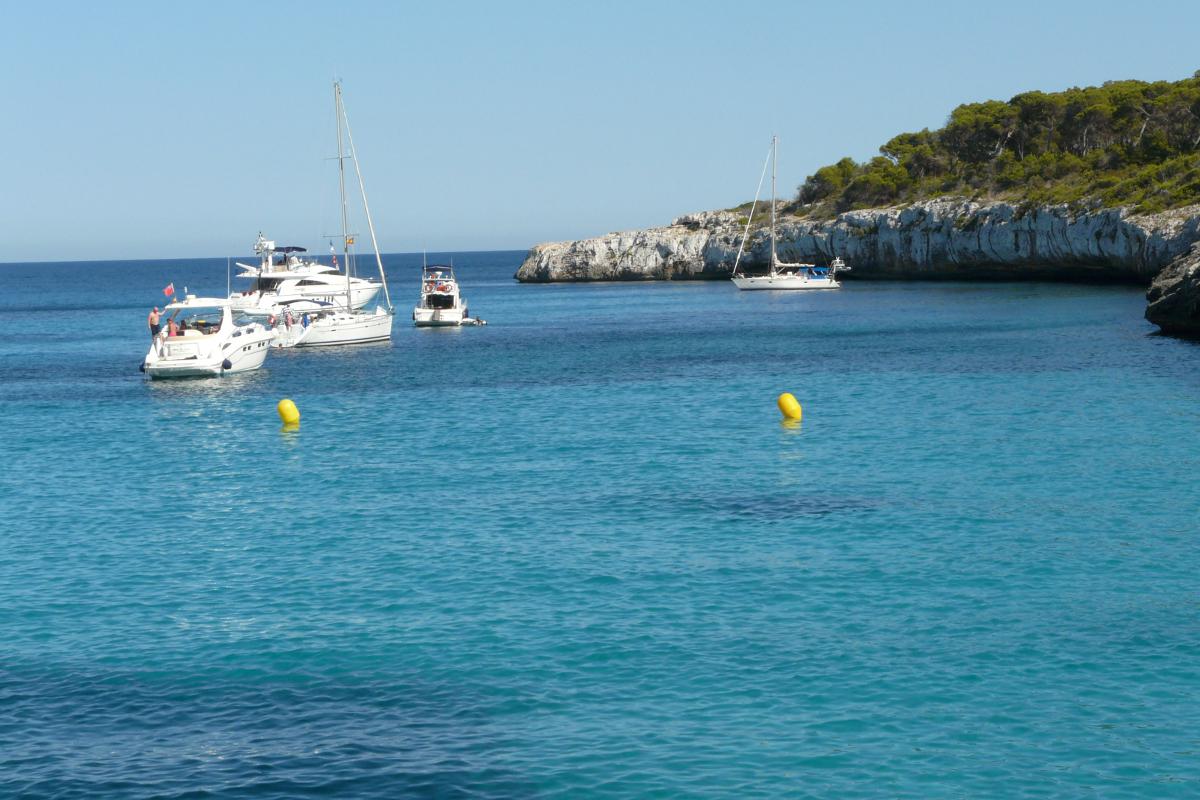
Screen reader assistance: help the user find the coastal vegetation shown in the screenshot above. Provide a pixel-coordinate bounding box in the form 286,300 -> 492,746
791,72 -> 1200,216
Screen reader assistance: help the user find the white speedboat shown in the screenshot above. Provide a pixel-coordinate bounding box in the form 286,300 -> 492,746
142,296 -> 274,379
413,264 -> 483,326
271,81 -> 395,347
731,135 -> 849,291
230,233 -> 381,314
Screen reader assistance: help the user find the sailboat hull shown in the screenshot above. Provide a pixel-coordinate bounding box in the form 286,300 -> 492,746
732,275 -> 841,290
289,308 -> 393,347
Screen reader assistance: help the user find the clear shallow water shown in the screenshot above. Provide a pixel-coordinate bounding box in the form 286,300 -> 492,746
1,253 -> 1198,798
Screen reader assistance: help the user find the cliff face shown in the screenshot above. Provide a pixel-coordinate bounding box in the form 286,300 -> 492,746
1146,242 -> 1200,333
517,198 -> 1200,284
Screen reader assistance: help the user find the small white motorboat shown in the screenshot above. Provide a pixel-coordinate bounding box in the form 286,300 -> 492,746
142,296 -> 274,379
413,264 -> 484,326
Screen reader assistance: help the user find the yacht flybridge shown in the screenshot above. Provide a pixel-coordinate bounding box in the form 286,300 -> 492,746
230,233 -> 381,315
731,135 -> 849,290
141,296 -> 274,379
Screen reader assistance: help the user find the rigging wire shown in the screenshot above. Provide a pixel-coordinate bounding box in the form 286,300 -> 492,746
732,141 -> 773,277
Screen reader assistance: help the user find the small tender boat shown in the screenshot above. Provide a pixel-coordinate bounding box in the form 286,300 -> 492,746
413,264 -> 484,326
230,233 -> 382,315
142,296 -> 274,378
731,135 -> 849,291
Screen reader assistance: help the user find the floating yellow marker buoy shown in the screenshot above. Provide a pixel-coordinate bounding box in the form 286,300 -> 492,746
777,392 -> 802,421
277,398 -> 300,426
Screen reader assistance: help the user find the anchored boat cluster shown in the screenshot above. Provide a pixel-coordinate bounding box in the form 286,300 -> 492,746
141,106 -> 841,379
141,82 -> 484,380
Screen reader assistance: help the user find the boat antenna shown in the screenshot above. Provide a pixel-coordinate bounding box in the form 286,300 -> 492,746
226,256 -> 231,298
340,86 -> 392,311
732,139 -> 772,278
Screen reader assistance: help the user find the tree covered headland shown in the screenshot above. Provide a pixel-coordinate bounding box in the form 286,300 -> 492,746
794,73 -> 1200,216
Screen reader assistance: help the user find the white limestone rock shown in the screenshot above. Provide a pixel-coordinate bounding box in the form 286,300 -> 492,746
515,199 -> 1200,284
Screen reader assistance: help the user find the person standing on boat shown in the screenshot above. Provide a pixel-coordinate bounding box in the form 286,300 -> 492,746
147,307 -> 162,338
167,317 -> 179,337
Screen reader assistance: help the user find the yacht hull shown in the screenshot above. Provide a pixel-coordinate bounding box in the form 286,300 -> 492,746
413,307 -> 466,327
232,283 -> 380,315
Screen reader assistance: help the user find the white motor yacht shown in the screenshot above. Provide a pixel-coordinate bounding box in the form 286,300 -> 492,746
731,135 -> 849,291
413,264 -> 484,326
230,233 -> 381,315
141,296 -> 274,379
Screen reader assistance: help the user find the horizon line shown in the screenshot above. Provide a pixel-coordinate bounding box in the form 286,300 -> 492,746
0,246 -> 533,267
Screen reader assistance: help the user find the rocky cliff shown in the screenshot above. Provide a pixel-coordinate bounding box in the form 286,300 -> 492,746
516,198 -> 1200,331
518,199 -> 1200,283
1146,242 -> 1200,333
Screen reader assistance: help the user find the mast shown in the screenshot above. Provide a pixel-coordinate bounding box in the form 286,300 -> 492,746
335,81 -> 351,312
341,92 -> 392,310
770,134 -> 778,274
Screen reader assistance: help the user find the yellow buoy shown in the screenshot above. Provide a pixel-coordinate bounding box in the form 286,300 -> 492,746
277,398 -> 300,426
777,392 -> 802,421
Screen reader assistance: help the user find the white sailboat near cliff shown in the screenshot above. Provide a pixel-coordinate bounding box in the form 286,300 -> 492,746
731,135 -> 848,290
274,81 -> 394,348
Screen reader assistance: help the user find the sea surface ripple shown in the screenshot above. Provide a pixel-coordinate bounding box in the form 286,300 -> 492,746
1,253 -> 1198,797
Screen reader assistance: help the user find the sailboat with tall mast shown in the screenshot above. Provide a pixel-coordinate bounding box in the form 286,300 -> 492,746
731,135 -> 848,290
273,81 -> 394,348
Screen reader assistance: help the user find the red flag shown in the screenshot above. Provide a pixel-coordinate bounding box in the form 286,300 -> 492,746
163,283 -> 175,297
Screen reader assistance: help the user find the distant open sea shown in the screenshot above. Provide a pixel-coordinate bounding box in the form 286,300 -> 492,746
1,251 -> 1198,798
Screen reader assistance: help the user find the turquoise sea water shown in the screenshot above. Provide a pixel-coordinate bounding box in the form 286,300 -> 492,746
1,252 -> 1198,798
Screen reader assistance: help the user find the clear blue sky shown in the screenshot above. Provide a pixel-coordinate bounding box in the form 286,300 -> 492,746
3,0 -> 1198,261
